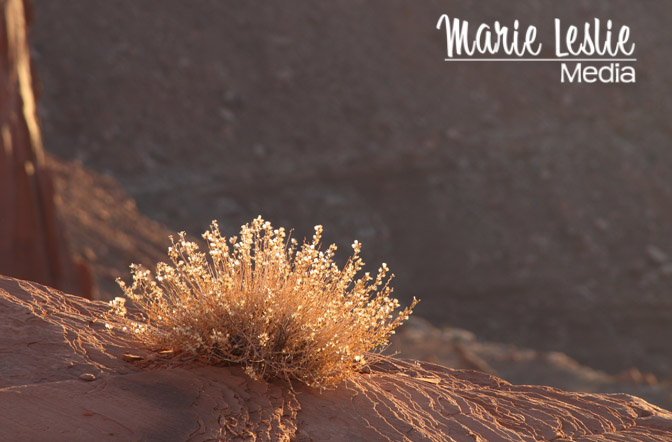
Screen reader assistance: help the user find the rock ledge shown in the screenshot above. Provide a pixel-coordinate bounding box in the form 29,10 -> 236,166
1,275 -> 671,442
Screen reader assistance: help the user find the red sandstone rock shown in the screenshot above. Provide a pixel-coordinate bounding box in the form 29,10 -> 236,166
1,275 -> 670,442
0,0 -> 91,298
390,317 -> 672,412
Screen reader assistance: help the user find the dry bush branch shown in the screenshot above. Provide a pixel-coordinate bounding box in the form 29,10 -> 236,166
109,217 -> 418,388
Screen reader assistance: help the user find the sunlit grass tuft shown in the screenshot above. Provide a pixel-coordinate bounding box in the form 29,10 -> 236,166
110,216 -> 418,389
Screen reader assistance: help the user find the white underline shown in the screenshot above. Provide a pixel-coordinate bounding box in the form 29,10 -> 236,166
444,58 -> 637,62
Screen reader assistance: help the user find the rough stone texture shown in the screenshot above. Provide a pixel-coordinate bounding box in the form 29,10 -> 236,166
390,317 -> 672,412
29,0 -> 672,382
0,0 -> 90,298
1,275 -> 671,442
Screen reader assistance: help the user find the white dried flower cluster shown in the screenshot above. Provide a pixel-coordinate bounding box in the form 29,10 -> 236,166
113,217 -> 418,388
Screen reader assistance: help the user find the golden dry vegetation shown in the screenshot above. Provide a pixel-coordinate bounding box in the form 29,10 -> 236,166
110,217 -> 417,388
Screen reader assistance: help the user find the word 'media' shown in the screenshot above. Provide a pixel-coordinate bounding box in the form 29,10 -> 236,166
436,16 -> 636,84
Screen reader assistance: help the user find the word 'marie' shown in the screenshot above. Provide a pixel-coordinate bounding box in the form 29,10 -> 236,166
436,16 -> 636,84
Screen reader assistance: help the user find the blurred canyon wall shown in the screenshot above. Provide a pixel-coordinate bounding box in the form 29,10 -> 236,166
0,0 -> 91,298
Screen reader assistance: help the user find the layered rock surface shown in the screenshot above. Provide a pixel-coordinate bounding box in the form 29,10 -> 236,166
1,275 -> 671,442
390,317 -> 672,412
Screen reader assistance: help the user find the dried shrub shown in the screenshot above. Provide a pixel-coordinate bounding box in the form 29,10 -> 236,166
111,217 -> 418,388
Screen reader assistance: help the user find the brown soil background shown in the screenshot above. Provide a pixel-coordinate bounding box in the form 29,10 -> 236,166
30,1 -> 672,382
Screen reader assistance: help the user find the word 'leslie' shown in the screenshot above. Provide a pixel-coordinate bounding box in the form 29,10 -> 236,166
436,16 -> 636,58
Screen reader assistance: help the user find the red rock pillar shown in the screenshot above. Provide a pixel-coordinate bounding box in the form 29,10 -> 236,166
0,0 -> 92,298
